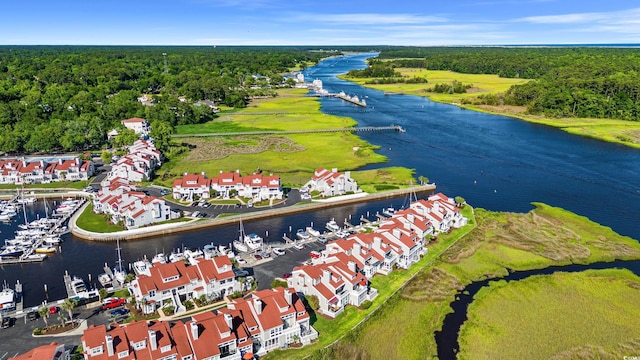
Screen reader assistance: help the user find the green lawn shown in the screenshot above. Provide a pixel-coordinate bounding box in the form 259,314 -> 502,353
74,204 -> 124,233
458,269 -> 640,360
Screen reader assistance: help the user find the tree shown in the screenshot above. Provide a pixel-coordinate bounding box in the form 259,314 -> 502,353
57,312 -> 67,327
38,306 -> 49,327
101,151 -> 112,165
418,176 -> 429,185
61,298 -> 78,321
454,196 -> 466,207
149,120 -> 174,152
99,288 -> 108,301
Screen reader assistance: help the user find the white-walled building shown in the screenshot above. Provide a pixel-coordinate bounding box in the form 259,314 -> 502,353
303,168 -> 359,197
173,170 -> 283,202
0,157 -> 94,185
121,117 -> 150,136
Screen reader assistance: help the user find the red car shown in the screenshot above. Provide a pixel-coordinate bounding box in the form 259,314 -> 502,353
309,251 -> 321,259
282,272 -> 292,279
102,298 -> 126,310
49,306 -> 59,315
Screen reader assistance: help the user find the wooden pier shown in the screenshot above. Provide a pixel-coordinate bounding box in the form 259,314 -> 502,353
171,125 -> 405,138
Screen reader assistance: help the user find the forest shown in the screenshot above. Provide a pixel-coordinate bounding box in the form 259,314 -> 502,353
373,46 -> 640,120
0,46 -> 332,154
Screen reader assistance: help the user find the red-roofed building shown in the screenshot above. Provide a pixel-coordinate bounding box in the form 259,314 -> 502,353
9,342 -> 68,360
130,256 -> 238,315
303,168 -> 359,197
173,172 -> 212,201
0,157 -> 94,185
76,288 -> 317,359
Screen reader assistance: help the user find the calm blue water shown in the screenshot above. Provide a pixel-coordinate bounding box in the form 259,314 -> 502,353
1,53 -> 639,307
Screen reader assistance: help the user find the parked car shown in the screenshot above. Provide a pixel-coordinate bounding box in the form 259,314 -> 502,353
282,272 -> 292,279
293,242 -> 304,250
102,298 -> 126,310
260,251 -> 271,258
309,251 -> 321,259
253,254 -> 263,261
317,236 -> 327,244
191,211 -> 200,218
236,257 -> 247,265
1,317 -> 12,329
272,247 -> 285,256
233,268 -> 250,277
27,310 -> 38,321
109,308 -> 130,317
49,306 -> 59,315
159,189 -> 170,196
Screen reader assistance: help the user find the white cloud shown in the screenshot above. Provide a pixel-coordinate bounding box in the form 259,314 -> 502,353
291,12 -> 448,25
515,7 -> 640,24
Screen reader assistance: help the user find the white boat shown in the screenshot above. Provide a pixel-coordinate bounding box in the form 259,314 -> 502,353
218,244 -> 235,259
0,284 -> 16,312
326,219 -> 341,232
296,229 -> 310,240
132,259 -> 152,276
68,275 -> 99,300
184,248 -> 204,264
44,235 -> 62,245
169,251 -> 186,263
382,207 -> 396,217
306,226 -> 321,237
98,273 -> 112,288
0,246 -> 24,258
233,218 -> 263,252
151,253 -> 166,264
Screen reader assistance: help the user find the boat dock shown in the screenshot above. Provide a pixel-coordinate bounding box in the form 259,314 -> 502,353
333,92 -> 367,107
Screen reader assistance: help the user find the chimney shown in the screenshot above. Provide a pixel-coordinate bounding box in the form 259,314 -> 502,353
58,159 -> 63,165
322,269 -> 331,284
105,334 -> 114,356
201,171 -> 205,176
347,260 -> 357,273
190,320 -> 199,340
22,160 -> 27,167
331,168 -> 338,173
373,236 -> 382,249
224,313 -> 233,329
353,243 -> 362,255
76,158 -> 80,165
220,170 -> 223,173
236,169 -> 240,173
284,289 -> 292,305
392,228 -> 401,239
148,329 -> 157,351
254,298 -> 262,314
345,171 -> 350,179
184,172 -> 188,176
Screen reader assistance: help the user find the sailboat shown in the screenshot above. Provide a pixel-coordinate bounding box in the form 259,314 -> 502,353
113,239 -> 127,285
233,218 -> 263,252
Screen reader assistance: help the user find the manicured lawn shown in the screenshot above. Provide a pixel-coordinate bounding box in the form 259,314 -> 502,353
74,204 -> 125,233
458,270 -> 640,360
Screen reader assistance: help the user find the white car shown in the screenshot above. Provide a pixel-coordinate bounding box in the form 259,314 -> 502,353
293,243 -> 304,250
272,248 -> 286,256
236,257 -> 247,265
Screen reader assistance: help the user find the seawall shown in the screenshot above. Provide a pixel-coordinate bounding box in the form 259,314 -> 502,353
70,185 -> 436,242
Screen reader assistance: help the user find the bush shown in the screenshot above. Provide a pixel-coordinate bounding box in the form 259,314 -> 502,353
360,300 -> 372,310
32,327 -> 43,335
271,279 -> 289,289
229,291 -> 244,299
163,305 -> 175,315
184,300 -> 194,310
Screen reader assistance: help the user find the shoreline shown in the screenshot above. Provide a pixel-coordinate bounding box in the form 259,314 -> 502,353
338,74 -> 640,150
69,184 -> 436,241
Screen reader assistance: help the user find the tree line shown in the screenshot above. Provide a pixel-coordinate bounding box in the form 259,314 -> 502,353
373,46 -> 640,121
0,46 -> 332,154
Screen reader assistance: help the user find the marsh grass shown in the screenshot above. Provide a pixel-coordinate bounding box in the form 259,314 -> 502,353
458,270 -> 640,360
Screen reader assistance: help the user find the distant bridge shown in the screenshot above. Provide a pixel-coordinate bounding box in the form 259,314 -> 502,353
170,125 -> 405,138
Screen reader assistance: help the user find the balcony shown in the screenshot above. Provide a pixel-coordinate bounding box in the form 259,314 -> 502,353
367,288 -> 378,301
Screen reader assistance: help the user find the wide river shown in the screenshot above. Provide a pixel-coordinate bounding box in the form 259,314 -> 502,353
1,53 -> 639,307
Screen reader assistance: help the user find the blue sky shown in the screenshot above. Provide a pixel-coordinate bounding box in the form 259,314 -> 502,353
2,0 -> 638,45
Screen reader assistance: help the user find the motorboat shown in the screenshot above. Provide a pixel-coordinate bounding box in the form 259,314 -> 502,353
305,226 -> 321,237
0,284 -> 16,312
296,229 -> 310,241
382,207 -> 396,217
35,245 -> 57,254
326,219 -> 341,232
98,273 -> 112,288
233,219 -> 263,252
0,246 -> 24,258
169,251 -> 186,263
151,253 -> 166,264
132,259 -> 152,276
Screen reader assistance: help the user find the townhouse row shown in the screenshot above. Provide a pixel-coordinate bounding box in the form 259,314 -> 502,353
172,171 -> 282,203
302,168 -> 360,197
288,193 -> 467,318
108,139 -> 163,183
0,157 -> 94,185
81,287 -> 317,359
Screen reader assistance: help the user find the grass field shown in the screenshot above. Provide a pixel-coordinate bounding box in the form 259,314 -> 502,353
341,68 -> 640,149
74,203 -> 124,233
458,269 -> 640,360
316,204 -> 640,360
164,89 -> 415,187
340,69 -> 528,103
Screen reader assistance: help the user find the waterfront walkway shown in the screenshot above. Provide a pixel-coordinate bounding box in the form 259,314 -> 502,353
69,185 -> 436,241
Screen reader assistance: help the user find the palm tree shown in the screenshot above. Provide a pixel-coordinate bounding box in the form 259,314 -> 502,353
38,306 -> 49,327
57,313 -> 66,327
61,298 -> 78,321
418,176 -> 429,185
